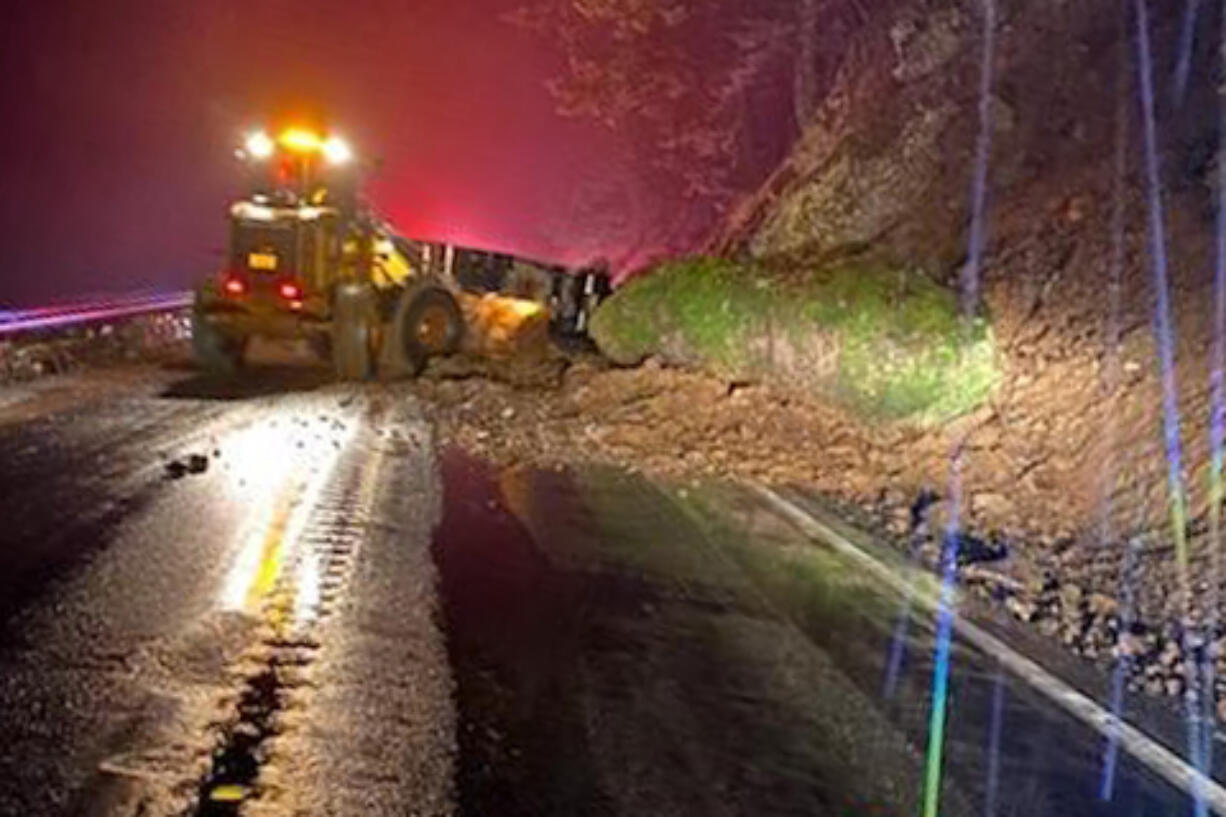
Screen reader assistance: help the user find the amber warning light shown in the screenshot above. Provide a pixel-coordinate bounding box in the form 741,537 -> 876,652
242,128 -> 353,166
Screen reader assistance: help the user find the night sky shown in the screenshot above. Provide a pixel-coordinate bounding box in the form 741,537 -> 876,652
0,1 -> 636,306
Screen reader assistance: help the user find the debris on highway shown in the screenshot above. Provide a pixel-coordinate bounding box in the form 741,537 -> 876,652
163,452 -> 211,480
410,347 -> 1226,716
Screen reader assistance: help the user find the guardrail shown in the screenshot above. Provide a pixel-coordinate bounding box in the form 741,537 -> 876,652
0,291 -> 194,338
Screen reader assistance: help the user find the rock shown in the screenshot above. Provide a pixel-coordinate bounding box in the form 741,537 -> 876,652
1026,573 -> 1058,598
1062,195 -> 1088,224
1087,593 -> 1118,618
910,489 -> 940,530
1060,623 -> 1080,647
962,566 -> 1024,595
164,453 -> 209,480
889,8 -> 964,83
1058,582 -> 1084,610
971,491 -> 1010,519
1098,620 -> 1121,646
1158,640 -> 1181,669
954,533 -> 1008,566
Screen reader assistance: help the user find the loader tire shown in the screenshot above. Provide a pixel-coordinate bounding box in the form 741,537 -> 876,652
191,307 -> 244,375
393,285 -> 463,376
332,282 -> 377,381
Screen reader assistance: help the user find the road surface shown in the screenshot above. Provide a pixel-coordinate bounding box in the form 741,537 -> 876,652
0,359 -> 1215,815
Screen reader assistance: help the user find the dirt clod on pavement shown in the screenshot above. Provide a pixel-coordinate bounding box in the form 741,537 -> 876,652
164,453 -> 211,480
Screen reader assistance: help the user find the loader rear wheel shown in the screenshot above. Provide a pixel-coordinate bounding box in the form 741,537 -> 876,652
332,282 -> 377,381
395,286 -> 463,376
191,307 -> 245,375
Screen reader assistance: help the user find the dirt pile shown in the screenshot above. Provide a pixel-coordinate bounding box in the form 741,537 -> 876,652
412,352 -> 1064,573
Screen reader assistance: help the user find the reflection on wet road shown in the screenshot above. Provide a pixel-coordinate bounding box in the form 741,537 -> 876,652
434,452 -> 1214,816
0,365 -> 1217,815
0,371 -> 453,816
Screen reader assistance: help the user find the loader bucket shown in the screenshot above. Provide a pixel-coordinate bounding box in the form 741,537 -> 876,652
458,292 -> 550,358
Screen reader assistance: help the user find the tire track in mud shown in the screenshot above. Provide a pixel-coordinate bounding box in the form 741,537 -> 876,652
37,391 -> 455,817
183,430 -> 385,816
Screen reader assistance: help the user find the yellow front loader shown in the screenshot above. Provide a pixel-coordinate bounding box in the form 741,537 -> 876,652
191,125 -> 608,379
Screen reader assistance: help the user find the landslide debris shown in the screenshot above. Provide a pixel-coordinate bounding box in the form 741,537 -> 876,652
406,341 -> 1226,715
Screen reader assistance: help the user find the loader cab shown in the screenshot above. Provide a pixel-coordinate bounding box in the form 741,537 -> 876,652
238,128 -> 361,217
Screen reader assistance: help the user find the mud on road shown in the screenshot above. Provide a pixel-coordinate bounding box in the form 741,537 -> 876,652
409,348 -> 1226,745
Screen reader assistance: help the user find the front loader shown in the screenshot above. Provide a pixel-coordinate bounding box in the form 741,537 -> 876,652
192,125 -> 607,379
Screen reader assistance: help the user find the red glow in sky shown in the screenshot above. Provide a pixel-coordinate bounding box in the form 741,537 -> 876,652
0,0 -> 628,305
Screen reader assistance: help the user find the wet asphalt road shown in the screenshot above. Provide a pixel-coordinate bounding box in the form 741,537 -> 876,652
0,361 -> 1216,816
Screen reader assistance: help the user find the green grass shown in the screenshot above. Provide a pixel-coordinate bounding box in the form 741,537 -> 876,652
589,256 -> 997,426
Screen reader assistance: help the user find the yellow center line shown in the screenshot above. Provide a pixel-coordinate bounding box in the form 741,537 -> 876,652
245,488 -> 298,612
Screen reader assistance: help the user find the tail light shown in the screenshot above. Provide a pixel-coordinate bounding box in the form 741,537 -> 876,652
278,281 -> 303,301
221,271 -> 248,297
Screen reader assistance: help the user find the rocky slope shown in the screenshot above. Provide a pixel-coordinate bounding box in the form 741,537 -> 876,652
710,0 -> 1226,626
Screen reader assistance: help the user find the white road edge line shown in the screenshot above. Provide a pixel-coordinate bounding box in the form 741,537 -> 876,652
752,484 -> 1226,815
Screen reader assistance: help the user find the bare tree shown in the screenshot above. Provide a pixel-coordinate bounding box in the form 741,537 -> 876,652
509,1 -> 877,259
508,1 -> 793,199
